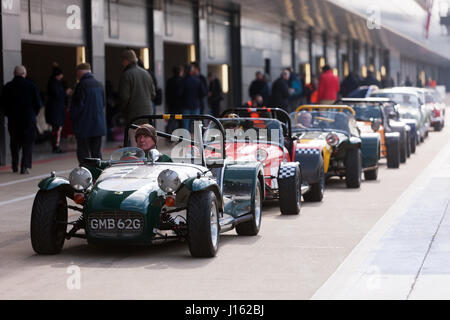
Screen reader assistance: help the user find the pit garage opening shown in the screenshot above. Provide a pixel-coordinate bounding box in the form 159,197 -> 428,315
163,42 -> 194,85
21,42 -> 83,149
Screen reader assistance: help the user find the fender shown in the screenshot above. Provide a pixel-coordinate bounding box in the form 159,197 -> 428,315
185,177 -> 224,211
294,148 -> 323,184
222,162 -> 264,218
38,176 -> 74,200
360,133 -> 381,168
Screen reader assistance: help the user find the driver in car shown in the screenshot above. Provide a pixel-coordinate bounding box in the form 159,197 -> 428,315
296,111 -> 313,129
135,124 -> 173,162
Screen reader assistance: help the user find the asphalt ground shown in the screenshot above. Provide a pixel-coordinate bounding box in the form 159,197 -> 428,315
0,116 -> 449,300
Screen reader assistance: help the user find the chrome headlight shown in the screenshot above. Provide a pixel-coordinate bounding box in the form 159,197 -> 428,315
326,133 -> 340,147
69,167 -> 93,191
256,149 -> 268,162
158,170 -> 182,193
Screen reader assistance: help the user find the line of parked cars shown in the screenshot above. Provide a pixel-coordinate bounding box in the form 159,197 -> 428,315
29,87 -> 446,258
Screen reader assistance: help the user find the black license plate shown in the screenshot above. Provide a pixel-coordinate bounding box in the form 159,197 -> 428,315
88,213 -> 144,235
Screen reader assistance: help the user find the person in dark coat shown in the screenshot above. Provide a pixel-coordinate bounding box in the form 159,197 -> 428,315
1,66 -> 42,174
249,71 -> 270,105
70,63 -> 107,165
208,72 -> 223,118
341,72 -> 361,97
46,67 -> 72,153
165,66 -> 184,133
270,70 -> 292,111
361,71 -> 382,88
179,65 -> 207,130
191,62 -> 208,115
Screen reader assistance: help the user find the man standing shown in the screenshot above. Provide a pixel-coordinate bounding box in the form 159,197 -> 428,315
191,63 -> 208,115
249,71 -> 270,105
180,64 -> 207,130
46,66 -> 72,153
119,49 -> 155,142
1,66 -> 42,174
208,72 -> 223,118
165,66 -> 184,133
270,70 -> 293,111
317,65 -> 340,104
70,63 -> 106,165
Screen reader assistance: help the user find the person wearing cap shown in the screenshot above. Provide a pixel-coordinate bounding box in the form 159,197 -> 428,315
46,64 -> 72,153
134,124 -> 172,162
70,63 -> 107,165
1,65 -> 42,174
119,49 -> 156,145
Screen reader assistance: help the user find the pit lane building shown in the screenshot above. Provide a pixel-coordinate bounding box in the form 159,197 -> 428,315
1,0 -> 449,165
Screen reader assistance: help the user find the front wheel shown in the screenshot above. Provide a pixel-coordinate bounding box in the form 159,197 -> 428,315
364,167 -> 378,181
278,166 -> 302,215
345,148 -> 362,189
30,189 -> 68,255
187,191 -> 220,258
236,182 -> 262,236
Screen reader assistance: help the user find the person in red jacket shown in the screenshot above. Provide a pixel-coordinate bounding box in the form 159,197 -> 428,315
317,64 -> 340,105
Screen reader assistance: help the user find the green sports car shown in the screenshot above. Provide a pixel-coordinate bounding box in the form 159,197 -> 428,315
30,115 -> 265,258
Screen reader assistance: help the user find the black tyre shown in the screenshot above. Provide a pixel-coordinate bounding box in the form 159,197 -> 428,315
236,182 -> 262,236
303,165 -> 325,202
410,133 -> 417,154
399,131 -> 407,164
406,133 -> 411,158
187,191 -> 220,258
386,139 -> 400,169
278,166 -> 301,215
364,167 -> 378,181
434,123 -> 443,132
345,148 -> 362,189
30,189 -> 68,255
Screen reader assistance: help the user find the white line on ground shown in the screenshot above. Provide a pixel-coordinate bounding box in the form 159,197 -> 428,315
0,194 -> 36,207
0,170 -> 71,188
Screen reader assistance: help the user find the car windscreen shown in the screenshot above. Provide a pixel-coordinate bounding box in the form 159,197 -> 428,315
291,111 -> 354,135
351,104 -> 383,121
372,92 -> 419,108
208,118 -> 284,146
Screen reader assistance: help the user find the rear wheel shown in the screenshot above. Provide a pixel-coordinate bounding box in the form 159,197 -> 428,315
364,167 -> 378,181
406,133 -> 411,158
410,133 -> 417,154
278,166 -> 301,215
303,165 -> 325,202
399,131 -> 407,164
434,123 -> 443,132
345,149 -> 362,189
236,182 -> 262,236
30,189 -> 68,255
187,191 -> 220,258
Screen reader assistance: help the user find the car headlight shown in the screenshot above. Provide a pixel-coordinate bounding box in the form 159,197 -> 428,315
326,133 -> 340,147
158,170 -> 182,193
69,167 -> 93,191
256,149 -> 268,162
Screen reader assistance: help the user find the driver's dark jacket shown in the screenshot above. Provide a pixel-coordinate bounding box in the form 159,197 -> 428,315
146,152 -> 173,163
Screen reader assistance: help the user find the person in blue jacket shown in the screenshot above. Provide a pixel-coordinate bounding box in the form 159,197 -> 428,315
70,63 -> 107,166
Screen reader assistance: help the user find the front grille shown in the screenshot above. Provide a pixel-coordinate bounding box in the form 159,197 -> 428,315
88,211 -> 145,238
